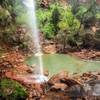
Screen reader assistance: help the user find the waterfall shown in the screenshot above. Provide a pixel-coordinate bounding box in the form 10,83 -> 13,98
23,0 -> 47,82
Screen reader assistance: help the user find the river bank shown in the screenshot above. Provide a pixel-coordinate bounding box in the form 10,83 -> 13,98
42,42 -> 100,60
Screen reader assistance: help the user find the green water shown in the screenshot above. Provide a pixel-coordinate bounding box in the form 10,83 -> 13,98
26,54 -> 100,76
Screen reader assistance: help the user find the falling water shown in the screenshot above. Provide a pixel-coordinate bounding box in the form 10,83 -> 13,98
23,0 -> 47,82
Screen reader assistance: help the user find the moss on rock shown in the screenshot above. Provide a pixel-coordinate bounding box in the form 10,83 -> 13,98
0,78 -> 28,100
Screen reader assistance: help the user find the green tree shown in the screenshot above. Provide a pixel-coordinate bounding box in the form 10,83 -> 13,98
56,6 -> 80,50
51,6 -> 60,34
36,3 -> 60,39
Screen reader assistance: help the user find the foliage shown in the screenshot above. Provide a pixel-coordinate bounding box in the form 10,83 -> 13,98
58,7 -> 80,33
96,13 -> 100,19
42,23 -> 55,39
0,0 -> 32,51
37,9 -> 53,39
66,0 -> 100,49
37,3 -> 80,41
56,6 -> 80,49
70,0 -> 99,26
0,0 -> 100,51
0,0 -> 25,26
0,78 -> 28,100
36,3 -> 61,39
51,5 -> 60,34
0,7 -> 11,28
69,0 -> 79,14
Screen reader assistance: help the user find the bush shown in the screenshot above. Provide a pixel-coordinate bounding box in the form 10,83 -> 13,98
58,6 -> 80,33
57,6 -> 80,49
36,8 -> 54,39
36,2 -> 82,50
0,78 -> 28,100
36,3 -> 61,39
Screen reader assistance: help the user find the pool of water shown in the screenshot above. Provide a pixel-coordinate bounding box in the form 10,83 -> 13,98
26,54 -> 100,76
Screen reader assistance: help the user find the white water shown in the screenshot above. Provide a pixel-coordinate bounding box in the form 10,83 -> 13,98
23,0 -> 47,82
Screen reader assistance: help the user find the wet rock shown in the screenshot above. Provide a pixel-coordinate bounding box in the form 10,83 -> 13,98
26,68 -> 33,73
60,78 -> 81,87
45,72 -> 100,100
41,92 -> 70,100
84,79 -> 100,96
65,84 -> 86,98
50,83 -> 68,91
44,70 -> 49,77
27,83 -> 44,99
43,44 -> 56,54
48,71 -> 68,85
92,83 -> 100,96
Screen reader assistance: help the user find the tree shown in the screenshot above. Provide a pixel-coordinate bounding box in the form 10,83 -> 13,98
51,4 -> 60,34
56,6 -> 80,50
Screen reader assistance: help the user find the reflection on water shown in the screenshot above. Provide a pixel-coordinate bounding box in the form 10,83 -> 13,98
26,54 -> 100,76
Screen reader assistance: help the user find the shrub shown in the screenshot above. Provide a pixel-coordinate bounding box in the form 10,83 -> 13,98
36,3 -> 61,39
36,8 -> 53,39
57,6 -> 80,49
0,78 -> 28,100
